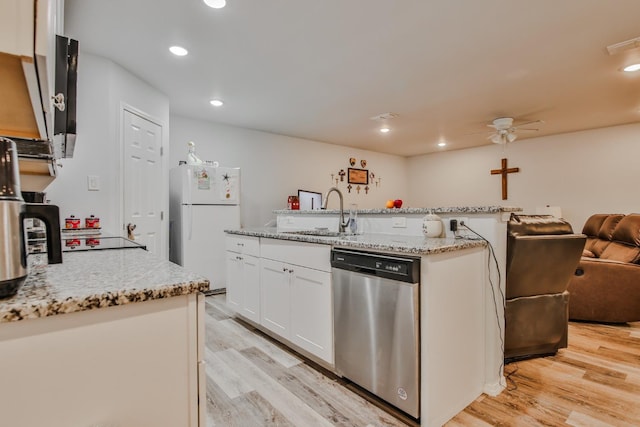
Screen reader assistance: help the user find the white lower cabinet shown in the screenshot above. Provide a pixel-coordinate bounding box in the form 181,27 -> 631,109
289,265 -> 333,363
226,235 -> 333,365
260,258 -> 292,336
226,235 -> 261,323
227,252 -> 261,323
260,239 -> 333,365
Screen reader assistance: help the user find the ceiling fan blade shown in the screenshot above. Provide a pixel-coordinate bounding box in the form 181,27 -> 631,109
514,119 -> 544,128
517,128 -> 540,132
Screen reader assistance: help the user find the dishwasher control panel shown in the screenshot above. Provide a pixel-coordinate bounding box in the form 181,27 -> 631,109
331,248 -> 420,283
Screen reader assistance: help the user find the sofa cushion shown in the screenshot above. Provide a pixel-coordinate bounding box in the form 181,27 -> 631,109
611,214 -> 640,247
582,214 -> 610,237
582,249 -> 595,258
600,242 -> 640,264
597,214 -> 624,240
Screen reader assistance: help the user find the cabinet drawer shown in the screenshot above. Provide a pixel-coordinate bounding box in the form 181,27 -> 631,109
261,238 -> 331,272
225,235 -> 260,257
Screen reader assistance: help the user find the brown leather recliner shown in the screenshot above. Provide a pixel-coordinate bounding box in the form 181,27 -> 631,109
504,214 -> 586,362
567,213 -> 640,323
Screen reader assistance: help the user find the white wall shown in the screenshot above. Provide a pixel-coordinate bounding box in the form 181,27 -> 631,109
46,53 -> 170,241
170,115 -> 410,228
408,122 -> 640,230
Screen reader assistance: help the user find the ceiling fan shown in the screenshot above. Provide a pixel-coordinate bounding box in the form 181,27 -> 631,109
487,117 -> 543,144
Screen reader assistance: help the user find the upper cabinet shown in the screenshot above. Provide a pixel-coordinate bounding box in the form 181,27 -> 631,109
0,0 -> 59,141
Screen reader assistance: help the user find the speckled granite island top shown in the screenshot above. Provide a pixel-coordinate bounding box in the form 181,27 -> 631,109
273,205 -> 522,215
0,249 -> 209,324
226,228 -> 486,255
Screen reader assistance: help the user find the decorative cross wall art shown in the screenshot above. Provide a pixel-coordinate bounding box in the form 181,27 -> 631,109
330,157 -> 381,194
491,158 -> 519,200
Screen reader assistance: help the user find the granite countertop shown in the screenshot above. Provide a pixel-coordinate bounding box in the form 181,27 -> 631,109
273,205 -> 522,215
226,227 -> 486,255
0,249 -> 209,324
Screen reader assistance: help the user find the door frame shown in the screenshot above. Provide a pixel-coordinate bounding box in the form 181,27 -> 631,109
118,103 -> 169,259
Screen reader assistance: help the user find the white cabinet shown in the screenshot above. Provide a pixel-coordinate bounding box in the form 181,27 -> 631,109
225,235 -> 261,323
260,238 -> 333,364
0,294 -> 205,427
0,0 -> 60,141
260,257 -> 292,336
290,265 -> 333,363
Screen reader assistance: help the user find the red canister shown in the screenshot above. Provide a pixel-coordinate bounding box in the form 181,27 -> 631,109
65,215 -> 81,229
85,215 -> 100,229
65,238 -> 81,248
287,195 -> 299,210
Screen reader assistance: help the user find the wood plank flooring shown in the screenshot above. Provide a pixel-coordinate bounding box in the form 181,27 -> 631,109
204,294 -> 640,426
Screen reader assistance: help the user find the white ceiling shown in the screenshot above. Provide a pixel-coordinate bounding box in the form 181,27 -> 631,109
64,0 -> 640,157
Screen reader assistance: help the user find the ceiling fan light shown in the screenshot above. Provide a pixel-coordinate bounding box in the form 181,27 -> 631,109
204,0 -> 226,8
490,134 -> 503,144
623,63 -> 640,72
507,133 -> 517,143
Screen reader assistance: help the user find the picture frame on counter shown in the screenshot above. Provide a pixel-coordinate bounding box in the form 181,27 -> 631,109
298,189 -> 323,210
348,168 -> 369,185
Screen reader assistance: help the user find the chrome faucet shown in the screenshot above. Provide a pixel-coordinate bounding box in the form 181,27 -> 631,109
322,187 -> 349,233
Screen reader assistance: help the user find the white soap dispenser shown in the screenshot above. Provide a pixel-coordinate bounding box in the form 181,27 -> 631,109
423,212 -> 443,237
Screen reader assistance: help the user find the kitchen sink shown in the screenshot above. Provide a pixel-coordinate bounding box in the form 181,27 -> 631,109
283,229 -> 349,237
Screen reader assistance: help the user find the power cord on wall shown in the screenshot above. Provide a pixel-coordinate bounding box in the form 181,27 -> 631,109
458,222 -> 508,387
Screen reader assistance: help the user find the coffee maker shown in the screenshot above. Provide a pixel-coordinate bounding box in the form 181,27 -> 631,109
0,137 -> 62,298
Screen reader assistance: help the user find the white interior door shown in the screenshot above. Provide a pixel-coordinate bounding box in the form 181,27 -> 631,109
123,109 -> 163,256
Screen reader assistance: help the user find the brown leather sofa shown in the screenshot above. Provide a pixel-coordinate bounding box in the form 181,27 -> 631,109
504,214 -> 586,362
567,213 -> 640,323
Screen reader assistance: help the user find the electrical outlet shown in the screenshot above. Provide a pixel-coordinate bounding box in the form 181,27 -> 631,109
391,217 -> 407,228
447,217 -> 469,235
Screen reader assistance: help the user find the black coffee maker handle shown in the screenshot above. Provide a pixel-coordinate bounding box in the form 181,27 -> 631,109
22,204 -> 63,264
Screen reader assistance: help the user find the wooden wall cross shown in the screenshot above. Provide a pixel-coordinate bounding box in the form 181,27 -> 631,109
491,158 -> 519,200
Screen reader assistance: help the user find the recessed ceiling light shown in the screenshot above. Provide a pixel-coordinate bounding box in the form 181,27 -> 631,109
623,63 -> 640,72
169,46 -> 188,56
380,127 -> 390,133
438,142 -> 446,147
204,0 -> 226,8
210,99 -> 224,107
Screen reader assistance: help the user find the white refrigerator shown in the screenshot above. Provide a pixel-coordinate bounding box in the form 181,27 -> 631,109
169,164 -> 241,291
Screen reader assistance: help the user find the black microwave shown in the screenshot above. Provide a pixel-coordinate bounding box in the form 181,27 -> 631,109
52,35 -> 79,158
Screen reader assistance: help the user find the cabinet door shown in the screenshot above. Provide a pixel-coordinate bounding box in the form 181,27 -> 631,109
241,255 -> 261,323
290,266 -> 333,364
225,251 -> 243,313
260,258 -> 291,337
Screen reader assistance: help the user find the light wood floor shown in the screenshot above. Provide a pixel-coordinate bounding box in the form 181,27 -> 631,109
204,294 -> 640,426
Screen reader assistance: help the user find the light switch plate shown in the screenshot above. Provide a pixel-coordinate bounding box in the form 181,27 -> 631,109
87,175 -> 100,191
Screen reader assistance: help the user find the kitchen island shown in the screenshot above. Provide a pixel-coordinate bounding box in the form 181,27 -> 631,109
225,226 -> 491,427
0,249 -> 209,427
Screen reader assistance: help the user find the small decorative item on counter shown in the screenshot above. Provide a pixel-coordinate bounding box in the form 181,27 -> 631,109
287,195 -> 299,210
186,141 -> 204,165
85,215 -> 100,229
423,213 -> 443,237
65,215 -> 81,229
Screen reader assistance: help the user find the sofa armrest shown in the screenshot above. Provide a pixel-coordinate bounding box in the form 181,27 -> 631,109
567,257 -> 640,322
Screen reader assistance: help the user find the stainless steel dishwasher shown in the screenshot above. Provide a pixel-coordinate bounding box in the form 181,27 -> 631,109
331,248 -> 421,419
